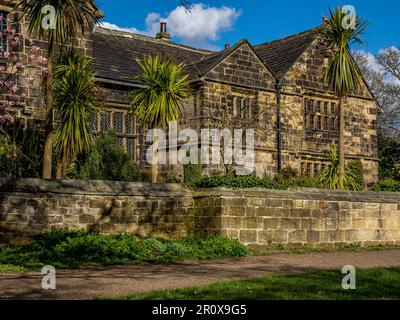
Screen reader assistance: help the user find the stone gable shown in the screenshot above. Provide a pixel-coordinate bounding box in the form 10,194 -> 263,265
205,42 -> 275,91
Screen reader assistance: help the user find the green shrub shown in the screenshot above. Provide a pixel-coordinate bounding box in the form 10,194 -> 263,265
279,166 -> 298,180
76,131 -> 142,181
348,160 -> 364,189
317,147 -> 363,191
0,124 -> 43,178
184,162 -> 202,184
0,231 -> 249,269
371,179 -> 400,192
190,172 -> 319,190
274,174 -> 319,189
190,174 -> 276,190
378,133 -> 400,180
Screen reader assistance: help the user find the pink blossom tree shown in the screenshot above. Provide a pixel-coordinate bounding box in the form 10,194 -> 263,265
0,14 -> 45,125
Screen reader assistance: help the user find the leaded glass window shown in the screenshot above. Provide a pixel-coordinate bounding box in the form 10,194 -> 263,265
100,112 -> 111,132
0,12 -> 7,49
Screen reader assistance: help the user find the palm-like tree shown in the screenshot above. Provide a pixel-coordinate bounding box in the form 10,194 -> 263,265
53,48 -> 101,178
129,56 -> 191,183
17,0 -> 102,179
321,7 -> 368,189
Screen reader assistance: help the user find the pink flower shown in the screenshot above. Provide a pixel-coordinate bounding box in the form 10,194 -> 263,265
38,56 -> 48,65
3,51 -> 10,59
30,45 -> 40,54
26,75 -> 34,85
19,93 -> 27,102
16,62 -> 24,71
10,85 -> 18,94
0,112 -> 12,125
41,67 -> 49,75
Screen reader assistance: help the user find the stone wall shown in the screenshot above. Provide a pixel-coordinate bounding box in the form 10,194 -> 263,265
2,180 -> 400,247
193,188 -> 400,248
0,179 -> 193,243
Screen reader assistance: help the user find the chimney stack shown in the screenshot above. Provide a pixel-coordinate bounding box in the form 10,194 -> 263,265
225,43 -> 231,50
156,22 -> 171,40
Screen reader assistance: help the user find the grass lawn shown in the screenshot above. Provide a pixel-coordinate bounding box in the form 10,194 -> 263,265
120,267 -> 400,300
0,230 -> 249,271
0,264 -> 26,273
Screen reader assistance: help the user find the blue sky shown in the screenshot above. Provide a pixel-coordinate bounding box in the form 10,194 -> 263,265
97,0 -> 398,53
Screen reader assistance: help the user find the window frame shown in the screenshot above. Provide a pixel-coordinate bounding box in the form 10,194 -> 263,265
304,97 -> 339,133
91,108 -> 140,161
0,11 -> 8,50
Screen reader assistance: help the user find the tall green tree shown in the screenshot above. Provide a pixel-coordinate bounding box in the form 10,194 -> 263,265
321,7 -> 368,189
129,56 -> 191,183
53,48 -> 101,178
17,0 -> 102,179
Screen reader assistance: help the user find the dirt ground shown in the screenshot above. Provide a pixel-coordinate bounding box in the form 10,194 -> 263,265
1,249 -> 400,300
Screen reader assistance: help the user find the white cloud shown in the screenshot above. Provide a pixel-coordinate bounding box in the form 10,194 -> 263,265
355,49 -> 400,85
99,3 -> 241,50
98,22 -> 149,36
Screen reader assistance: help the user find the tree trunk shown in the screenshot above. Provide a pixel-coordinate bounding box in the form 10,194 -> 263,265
56,159 -> 63,179
42,38 -> 55,179
151,129 -> 159,183
338,96 -> 345,189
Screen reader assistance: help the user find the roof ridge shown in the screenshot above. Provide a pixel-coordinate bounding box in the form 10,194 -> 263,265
95,26 -> 214,55
255,25 -> 321,48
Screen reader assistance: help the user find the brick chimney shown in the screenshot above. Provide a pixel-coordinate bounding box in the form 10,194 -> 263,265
225,43 -> 231,50
155,22 -> 171,40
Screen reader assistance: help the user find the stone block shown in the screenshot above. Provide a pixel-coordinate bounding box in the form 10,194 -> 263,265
345,230 -> 359,242
242,217 -> 263,229
288,230 -> 306,243
289,208 -> 311,218
239,230 -> 258,244
352,218 -> 368,229
229,207 -> 247,216
258,230 -> 288,244
263,218 -> 280,230
329,230 -> 346,242
281,218 -> 301,230
79,214 -> 96,224
247,198 -> 264,207
307,230 -> 320,242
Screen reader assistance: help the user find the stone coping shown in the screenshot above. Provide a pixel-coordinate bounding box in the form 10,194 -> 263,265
0,178 -> 192,197
2,179 -> 400,203
193,187 -> 400,203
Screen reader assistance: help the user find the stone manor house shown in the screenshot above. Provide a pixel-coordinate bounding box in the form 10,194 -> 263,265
1,2 -> 380,184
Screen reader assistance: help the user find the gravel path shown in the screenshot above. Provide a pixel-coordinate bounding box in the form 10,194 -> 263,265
1,250 -> 400,300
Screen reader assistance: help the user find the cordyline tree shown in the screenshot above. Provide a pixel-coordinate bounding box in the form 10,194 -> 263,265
129,56 -> 191,183
320,7 -> 368,189
16,0 -> 102,179
0,14 -> 43,125
53,48 -> 101,178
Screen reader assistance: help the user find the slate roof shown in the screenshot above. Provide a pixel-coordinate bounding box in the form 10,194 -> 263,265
92,25 -> 322,85
92,27 -> 211,85
254,26 -> 321,78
